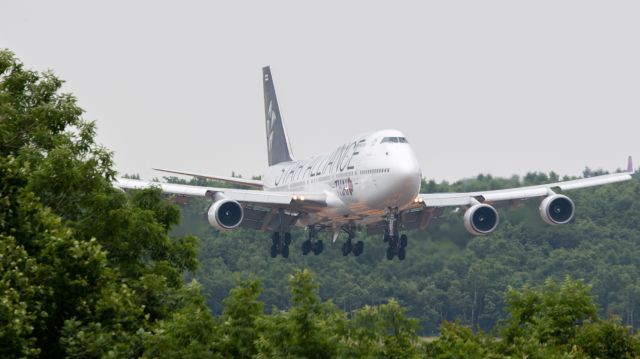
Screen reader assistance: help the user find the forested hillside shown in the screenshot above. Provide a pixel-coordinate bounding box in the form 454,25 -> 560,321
3,48 -> 640,357
170,169 -> 640,335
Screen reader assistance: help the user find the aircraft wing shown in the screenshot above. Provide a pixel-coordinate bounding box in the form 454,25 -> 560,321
153,168 -> 264,189
418,171 -> 633,208
361,171 -> 635,235
113,178 -> 327,231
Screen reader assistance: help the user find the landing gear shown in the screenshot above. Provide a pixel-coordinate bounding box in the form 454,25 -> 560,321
353,240 -> 364,256
302,226 -> 323,256
342,239 -> 352,256
302,239 -> 312,255
386,233 -> 408,260
270,231 -> 292,258
341,223 -> 364,257
284,232 -> 292,246
384,208 -> 408,260
341,237 -> 364,257
313,240 -> 324,255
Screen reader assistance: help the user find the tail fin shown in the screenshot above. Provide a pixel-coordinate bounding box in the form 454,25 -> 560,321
263,66 -> 295,166
628,155 -> 634,173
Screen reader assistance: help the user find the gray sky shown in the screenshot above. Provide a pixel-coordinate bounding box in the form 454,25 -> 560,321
2,1 -> 639,182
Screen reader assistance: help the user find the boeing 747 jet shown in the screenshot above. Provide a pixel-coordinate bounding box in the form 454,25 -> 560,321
115,67 -> 634,260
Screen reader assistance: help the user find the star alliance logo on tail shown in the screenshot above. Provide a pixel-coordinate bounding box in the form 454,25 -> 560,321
266,101 -> 276,154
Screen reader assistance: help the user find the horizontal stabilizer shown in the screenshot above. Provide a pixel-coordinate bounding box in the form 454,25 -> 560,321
153,168 -> 263,189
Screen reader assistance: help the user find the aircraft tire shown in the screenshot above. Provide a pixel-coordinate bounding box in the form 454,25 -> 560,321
272,232 -> 280,246
353,241 -> 364,256
398,246 -> 406,260
302,240 -> 311,255
270,244 -> 278,258
342,242 -> 350,256
389,236 -> 398,249
400,234 -> 408,248
282,244 -> 289,258
284,232 -> 292,246
386,246 -> 395,260
343,239 -> 353,256
313,240 -> 324,255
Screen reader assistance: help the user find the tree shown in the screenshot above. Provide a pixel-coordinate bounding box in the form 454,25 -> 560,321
216,279 -> 264,358
424,321 -> 497,359
141,282 -> 218,359
0,49 -> 209,357
256,269 -> 343,358
574,317 -> 638,359
500,277 -> 597,349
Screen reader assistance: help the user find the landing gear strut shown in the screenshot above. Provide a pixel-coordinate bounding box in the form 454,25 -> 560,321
341,222 -> 364,257
384,208 -> 407,260
302,226 -> 323,256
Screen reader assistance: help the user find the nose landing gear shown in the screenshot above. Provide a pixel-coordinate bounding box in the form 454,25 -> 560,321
384,208 -> 408,260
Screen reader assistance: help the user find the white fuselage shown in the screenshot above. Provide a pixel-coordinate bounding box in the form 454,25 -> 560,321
262,129 -> 422,227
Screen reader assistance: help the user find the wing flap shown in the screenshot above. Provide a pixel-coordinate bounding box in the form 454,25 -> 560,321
114,178 -> 326,209
153,168 -> 264,189
115,178 -> 214,197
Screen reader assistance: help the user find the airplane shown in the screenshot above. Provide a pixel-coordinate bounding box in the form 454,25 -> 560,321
114,66 -> 635,260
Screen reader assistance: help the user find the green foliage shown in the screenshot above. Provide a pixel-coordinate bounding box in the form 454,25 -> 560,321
0,49 -> 211,357
424,321 -> 499,359
182,171 -> 640,338
338,300 -> 420,358
428,279 -> 640,358
255,269 -> 341,358
497,278 -> 599,357
501,277 -> 597,348
575,318 -> 639,359
217,279 -> 264,358
142,282 -> 218,359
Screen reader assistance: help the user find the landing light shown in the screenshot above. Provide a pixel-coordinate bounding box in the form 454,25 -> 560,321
413,197 -> 424,203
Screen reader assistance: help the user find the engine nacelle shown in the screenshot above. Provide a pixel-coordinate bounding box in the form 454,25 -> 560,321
539,194 -> 574,225
207,199 -> 244,230
464,204 -> 499,236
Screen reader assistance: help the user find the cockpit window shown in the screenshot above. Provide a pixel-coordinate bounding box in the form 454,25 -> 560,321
381,137 -> 408,144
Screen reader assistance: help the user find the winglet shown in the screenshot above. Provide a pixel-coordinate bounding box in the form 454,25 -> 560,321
628,156 -> 634,173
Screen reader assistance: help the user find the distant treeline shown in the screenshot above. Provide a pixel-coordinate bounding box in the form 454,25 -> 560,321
170,168 -> 640,337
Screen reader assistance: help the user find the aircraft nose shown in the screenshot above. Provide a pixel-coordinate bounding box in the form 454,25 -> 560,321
392,150 -> 421,196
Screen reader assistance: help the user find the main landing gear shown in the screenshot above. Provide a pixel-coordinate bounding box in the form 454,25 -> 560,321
341,223 -> 364,257
302,226 -> 324,256
384,208 -> 408,260
270,231 -> 292,258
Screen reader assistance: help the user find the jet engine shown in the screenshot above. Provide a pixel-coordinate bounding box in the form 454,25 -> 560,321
464,204 -> 499,235
207,199 -> 244,230
539,194 -> 574,225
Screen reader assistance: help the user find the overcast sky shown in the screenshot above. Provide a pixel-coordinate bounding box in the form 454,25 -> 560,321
2,1 -> 639,182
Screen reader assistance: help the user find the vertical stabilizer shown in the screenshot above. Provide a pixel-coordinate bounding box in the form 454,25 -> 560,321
263,66 -> 295,166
